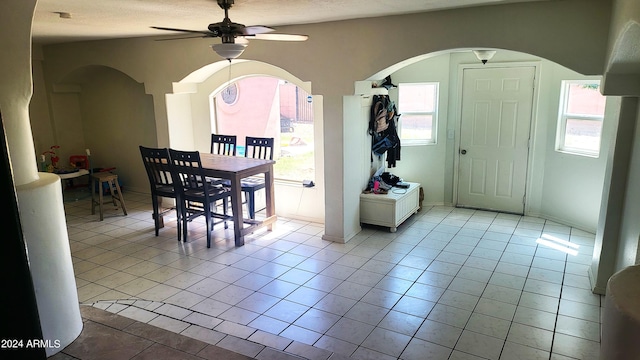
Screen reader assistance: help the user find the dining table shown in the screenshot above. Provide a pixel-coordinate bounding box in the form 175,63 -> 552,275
199,153 -> 276,246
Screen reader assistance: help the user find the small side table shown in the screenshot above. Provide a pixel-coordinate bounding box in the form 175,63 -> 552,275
91,172 -> 127,221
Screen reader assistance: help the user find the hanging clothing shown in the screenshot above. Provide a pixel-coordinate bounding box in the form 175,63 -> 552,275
368,94 -> 401,167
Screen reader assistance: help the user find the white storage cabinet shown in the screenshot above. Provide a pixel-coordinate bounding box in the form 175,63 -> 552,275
360,182 -> 420,232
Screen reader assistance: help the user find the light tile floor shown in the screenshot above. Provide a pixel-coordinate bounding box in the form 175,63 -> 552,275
64,190 -> 602,360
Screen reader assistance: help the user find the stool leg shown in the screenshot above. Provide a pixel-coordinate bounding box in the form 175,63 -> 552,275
113,179 -> 127,216
91,178 -> 97,215
98,180 -> 104,221
107,180 -> 117,207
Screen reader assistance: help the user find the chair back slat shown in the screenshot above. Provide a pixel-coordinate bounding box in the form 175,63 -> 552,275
211,134 -> 237,156
139,146 -> 173,189
245,136 -> 274,160
168,149 -> 205,192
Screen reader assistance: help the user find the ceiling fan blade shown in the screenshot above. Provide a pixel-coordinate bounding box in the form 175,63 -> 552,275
241,25 -> 275,36
151,26 -> 213,36
250,33 -> 309,41
155,35 -> 209,41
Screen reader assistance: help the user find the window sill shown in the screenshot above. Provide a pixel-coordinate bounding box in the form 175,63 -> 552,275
555,149 -> 600,159
275,178 -> 316,187
401,140 -> 437,146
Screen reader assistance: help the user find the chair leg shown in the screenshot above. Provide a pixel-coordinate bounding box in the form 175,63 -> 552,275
182,205 -> 188,243
151,196 -> 160,236
205,203 -> 212,248
223,198 -> 228,229
175,200 -> 182,242
180,201 -> 188,243
247,190 -> 256,219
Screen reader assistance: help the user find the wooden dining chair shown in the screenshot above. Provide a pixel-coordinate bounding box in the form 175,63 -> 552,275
211,134 -> 237,156
209,134 -> 237,186
168,148 -> 232,248
242,136 -> 274,219
139,146 -> 182,240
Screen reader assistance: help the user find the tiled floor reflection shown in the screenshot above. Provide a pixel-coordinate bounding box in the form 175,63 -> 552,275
60,190 -> 602,360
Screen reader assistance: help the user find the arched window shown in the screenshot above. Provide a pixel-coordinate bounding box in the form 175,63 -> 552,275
213,76 -> 315,182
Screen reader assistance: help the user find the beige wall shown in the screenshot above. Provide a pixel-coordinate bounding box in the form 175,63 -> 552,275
77,67 -> 156,192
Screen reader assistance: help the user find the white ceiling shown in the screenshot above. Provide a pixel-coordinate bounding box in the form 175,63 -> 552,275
32,0 -> 549,45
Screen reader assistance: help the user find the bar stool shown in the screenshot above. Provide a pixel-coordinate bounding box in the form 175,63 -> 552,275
91,172 -> 127,221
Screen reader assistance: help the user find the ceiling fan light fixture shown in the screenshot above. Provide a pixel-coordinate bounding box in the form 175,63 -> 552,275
212,43 -> 247,60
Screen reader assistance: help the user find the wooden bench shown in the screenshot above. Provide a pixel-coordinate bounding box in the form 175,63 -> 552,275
360,182 -> 420,232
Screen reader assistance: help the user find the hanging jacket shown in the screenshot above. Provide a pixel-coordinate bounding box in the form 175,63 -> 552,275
368,94 -> 401,167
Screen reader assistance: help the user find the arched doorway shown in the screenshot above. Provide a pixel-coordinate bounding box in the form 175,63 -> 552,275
165,60 -> 325,223
355,48 -> 613,233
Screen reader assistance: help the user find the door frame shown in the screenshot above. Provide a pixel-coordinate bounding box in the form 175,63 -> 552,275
452,61 -> 542,214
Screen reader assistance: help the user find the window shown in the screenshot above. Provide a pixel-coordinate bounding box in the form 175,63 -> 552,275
397,83 -> 439,144
556,80 -> 605,157
213,77 -> 315,182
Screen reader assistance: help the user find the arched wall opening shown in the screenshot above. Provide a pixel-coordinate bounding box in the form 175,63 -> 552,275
345,48 -> 617,236
46,65 -> 156,194
165,60 -> 325,223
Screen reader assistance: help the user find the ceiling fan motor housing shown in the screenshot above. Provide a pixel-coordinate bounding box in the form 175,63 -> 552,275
218,0 -> 234,9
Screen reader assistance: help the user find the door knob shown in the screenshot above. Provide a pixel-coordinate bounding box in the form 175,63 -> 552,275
460,149 -> 467,155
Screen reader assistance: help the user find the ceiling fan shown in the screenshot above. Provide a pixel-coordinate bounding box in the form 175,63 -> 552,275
151,0 -> 308,60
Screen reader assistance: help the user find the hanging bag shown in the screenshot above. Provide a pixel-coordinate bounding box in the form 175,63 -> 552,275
374,100 -> 389,133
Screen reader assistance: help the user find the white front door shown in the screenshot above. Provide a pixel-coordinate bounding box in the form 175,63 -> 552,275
457,66 -> 536,214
